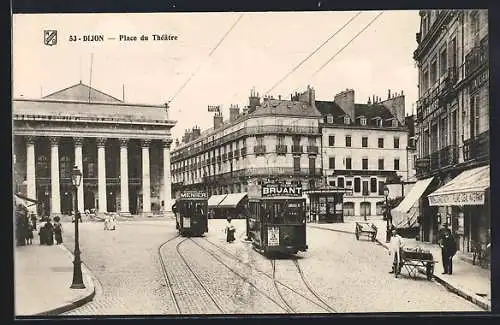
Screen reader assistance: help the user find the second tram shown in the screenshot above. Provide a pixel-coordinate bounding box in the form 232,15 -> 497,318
247,182 -> 308,255
174,191 -> 208,237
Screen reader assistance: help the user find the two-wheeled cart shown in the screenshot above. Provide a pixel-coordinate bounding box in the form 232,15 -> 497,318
355,222 -> 377,241
395,247 -> 436,280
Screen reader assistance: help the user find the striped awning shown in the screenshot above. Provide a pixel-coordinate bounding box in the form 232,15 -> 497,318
217,193 -> 248,209
207,194 -> 227,208
14,193 -> 37,209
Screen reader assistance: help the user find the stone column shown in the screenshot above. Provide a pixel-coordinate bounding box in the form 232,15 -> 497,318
119,138 -> 130,215
25,136 -> 37,213
141,139 -> 151,215
74,137 -> 85,213
97,137 -> 107,214
49,136 -> 61,215
162,139 -> 173,214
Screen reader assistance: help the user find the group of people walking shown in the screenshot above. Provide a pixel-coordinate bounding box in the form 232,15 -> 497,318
15,204 -> 64,246
39,216 -> 64,245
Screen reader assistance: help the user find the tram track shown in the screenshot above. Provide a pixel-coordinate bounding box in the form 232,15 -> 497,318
271,259 -> 296,313
200,237 -> 337,313
158,234 -> 182,314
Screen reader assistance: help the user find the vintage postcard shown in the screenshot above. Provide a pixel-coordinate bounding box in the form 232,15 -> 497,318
12,10 -> 490,316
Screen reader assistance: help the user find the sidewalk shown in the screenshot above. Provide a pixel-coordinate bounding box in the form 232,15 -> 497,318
308,215 -> 491,311
14,234 -> 96,316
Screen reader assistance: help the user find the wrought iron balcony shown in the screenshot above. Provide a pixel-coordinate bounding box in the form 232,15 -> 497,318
233,150 -> 240,159
216,156 -> 221,163
211,157 -> 216,164
307,145 -> 319,154
241,147 -> 247,156
439,145 -> 459,168
465,37 -> 489,78
222,153 -> 227,161
291,145 -> 303,154
276,144 -> 287,154
254,145 -> 266,155
463,131 -> 489,163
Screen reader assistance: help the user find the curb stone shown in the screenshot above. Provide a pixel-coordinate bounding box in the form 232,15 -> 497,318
308,224 -> 491,311
33,245 -> 97,316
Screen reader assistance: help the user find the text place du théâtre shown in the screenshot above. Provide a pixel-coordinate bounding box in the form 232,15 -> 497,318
119,34 -> 178,41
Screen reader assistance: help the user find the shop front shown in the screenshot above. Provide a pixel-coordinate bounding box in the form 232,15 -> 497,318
305,186 -> 351,223
427,165 -> 490,254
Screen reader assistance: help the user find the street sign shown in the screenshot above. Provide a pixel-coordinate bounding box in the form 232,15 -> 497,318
180,191 -> 208,199
262,183 -> 302,197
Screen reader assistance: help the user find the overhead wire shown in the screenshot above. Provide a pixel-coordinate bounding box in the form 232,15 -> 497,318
265,11 -> 363,95
311,11 -> 384,78
167,14 -> 244,107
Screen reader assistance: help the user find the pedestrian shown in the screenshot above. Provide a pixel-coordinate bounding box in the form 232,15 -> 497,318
439,223 -> 457,274
388,228 -> 404,274
225,217 -> 235,243
30,212 -> 37,231
25,217 -> 34,245
44,217 -> 54,245
38,217 -> 47,245
53,216 -> 63,245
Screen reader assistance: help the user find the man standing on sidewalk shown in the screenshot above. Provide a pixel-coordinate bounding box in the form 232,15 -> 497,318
388,228 -> 404,274
439,223 -> 457,274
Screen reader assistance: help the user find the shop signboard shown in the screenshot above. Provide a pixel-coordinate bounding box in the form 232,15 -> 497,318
428,191 -> 485,206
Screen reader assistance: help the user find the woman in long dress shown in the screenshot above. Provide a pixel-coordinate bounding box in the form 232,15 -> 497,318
225,217 -> 235,243
53,216 -> 63,244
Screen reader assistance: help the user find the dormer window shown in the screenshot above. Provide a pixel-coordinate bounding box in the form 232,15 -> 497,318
360,117 -> 367,126
344,116 -> 351,125
392,119 -> 398,127
376,118 -> 383,127
327,115 -> 334,124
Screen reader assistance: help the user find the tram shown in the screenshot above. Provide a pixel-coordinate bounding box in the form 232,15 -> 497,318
174,191 -> 208,237
247,182 -> 308,255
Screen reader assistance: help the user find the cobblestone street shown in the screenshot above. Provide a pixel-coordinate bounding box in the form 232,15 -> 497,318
59,219 -> 482,315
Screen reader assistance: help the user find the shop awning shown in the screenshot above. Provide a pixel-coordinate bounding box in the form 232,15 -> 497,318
217,193 -> 248,209
427,165 -> 490,206
207,194 -> 228,208
392,177 -> 434,214
14,193 -> 37,209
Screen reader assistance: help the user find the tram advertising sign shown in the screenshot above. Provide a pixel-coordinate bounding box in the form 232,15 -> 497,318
262,184 -> 302,197
180,191 -> 208,199
267,226 -> 280,246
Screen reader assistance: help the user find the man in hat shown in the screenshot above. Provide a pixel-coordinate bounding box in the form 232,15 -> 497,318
439,223 -> 456,274
388,227 -> 404,274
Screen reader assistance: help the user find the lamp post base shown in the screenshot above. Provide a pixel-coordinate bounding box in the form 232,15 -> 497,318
70,282 -> 86,289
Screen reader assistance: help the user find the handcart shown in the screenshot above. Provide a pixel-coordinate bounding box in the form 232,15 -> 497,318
355,222 -> 378,241
395,247 -> 436,280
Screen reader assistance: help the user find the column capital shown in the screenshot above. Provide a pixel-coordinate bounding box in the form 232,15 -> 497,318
96,137 -> 107,147
25,135 -> 36,145
49,136 -> 59,146
74,137 -> 84,146
162,139 -> 173,149
119,138 -> 129,147
141,139 -> 152,147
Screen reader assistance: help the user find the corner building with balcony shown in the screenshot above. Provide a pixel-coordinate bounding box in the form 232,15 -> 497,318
170,87 -> 323,205
317,89 -> 411,218
13,82 -> 177,217
414,10 -> 489,252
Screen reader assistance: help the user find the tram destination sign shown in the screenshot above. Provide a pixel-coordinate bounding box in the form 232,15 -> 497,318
180,191 -> 208,199
262,184 -> 302,197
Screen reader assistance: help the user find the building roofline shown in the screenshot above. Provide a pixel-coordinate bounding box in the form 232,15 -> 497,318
42,81 -> 124,103
13,98 -> 167,109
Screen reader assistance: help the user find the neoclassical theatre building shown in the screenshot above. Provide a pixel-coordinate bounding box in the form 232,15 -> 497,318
13,82 -> 176,216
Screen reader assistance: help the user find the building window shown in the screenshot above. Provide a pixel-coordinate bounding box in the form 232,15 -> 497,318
394,137 -> 400,149
378,181 -> 385,195
440,47 -> 447,76
440,116 -> 448,148
346,180 -> 352,187
362,136 -> 368,148
430,59 -> 437,85
344,116 -> 350,125
277,135 -> 285,146
293,156 -> 300,172
423,69 -> 429,91
329,181 -> 336,186
362,181 -> 369,196
256,135 -> 264,146
377,119 -> 383,127
354,177 -> 361,193
36,155 -> 50,178
329,157 -> 335,169
59,156 -> 72,179
345,136 -> 351,147
378,158 -> 384,170
308,136 -> 316,146
392,119 -> 398,127
470,11 -> 479,39
337,177 -> 345,188
378,138 -> 384,148
327,115 -> 333,123
360,117 -> 367,126
328,135 -> 335,146
362,158 -> 368,170
370,177 -> 377,193
394,158 -> 400,170
345,157 -> 352,170
292,135 -> 300,146
309,157 -> 316,176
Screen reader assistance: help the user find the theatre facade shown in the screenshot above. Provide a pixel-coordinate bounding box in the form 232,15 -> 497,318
13,82 -> 176,216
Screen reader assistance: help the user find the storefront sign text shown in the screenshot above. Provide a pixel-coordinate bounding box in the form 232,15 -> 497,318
180,191 -> 208,199
428,191 -> 485,206
262,184 -> 302,197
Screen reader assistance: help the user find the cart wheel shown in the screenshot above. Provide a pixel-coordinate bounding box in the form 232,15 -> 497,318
426,263 -> 434,280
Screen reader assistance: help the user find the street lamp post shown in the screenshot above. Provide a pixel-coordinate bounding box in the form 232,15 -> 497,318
384,185 -> 391,243
70,165 -> 85,289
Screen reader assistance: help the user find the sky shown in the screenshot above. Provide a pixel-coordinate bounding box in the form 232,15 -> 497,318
12,11 -> 421,141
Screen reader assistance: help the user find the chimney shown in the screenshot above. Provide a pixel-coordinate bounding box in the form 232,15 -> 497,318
297,86 -> 315,106
372,95 -> 375,104
334,89 -> 355,121
387,89 -> 391,99
248,88 -> 260,113
368,97 -> 371,104
381,89 -> 406,126
175,138 -> 180,147
191,126 -> 201,139
213,111 -> 223,129
229,104 -> 240,122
